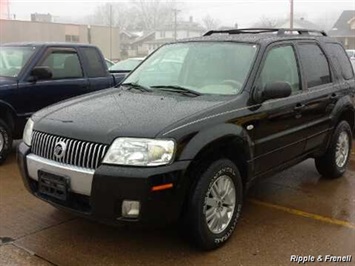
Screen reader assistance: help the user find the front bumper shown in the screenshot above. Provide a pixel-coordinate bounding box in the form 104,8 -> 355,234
17,142 -> 191,225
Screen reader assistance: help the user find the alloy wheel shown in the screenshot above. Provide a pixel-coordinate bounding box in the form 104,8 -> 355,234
204,175 -> 236,234
335,131 -> 350,168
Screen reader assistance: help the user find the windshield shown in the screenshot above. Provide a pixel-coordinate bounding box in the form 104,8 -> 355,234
0,46 -> 36,77
110,58 -> 143,71
124,42 -> 258,95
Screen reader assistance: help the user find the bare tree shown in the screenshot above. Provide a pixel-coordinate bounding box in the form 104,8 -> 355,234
131,0 -> 176,30
313,16 -> 337,31
91,3 -> 137,30
91,1 -> 182,31
252,16 -> 281,28
202,15 -> 220,30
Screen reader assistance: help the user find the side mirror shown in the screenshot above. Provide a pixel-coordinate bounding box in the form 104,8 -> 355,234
30,66 -> 52,81
259,82 -> 292,102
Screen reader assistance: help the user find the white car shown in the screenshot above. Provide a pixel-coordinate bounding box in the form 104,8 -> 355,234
346,49 -> 355,59
109,57 -> 145,72
346,50 -> 355,70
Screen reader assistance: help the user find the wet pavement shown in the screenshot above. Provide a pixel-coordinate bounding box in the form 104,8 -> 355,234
0,145 -> 354,265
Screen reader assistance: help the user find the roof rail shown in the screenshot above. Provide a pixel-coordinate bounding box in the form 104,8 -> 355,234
203,28 -> 327,37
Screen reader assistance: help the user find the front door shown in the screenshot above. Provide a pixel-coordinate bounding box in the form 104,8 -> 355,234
249,43 -> 308,175
19,47 -> 89,114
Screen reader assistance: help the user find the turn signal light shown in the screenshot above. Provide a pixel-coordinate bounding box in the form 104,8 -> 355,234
151,183 -> 173,192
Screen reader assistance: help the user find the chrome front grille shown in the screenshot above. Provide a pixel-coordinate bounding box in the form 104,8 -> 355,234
31,131 -> 108,170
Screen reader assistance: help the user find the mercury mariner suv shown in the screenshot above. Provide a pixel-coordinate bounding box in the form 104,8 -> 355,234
18,28 -> 355,250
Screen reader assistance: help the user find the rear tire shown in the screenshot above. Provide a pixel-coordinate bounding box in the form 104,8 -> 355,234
183,158 -> 243,250
0,119 -> 12,165
315,121 -> 352,179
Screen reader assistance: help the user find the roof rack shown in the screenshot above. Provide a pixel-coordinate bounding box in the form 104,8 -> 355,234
203,28 -> 328,37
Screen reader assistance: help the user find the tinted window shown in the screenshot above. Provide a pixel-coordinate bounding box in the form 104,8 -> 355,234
81,47 -> 107,78
326,44 -> 354,80
40,50 -> 83,79
298,44 -> 331,88
258,45 -> 300,93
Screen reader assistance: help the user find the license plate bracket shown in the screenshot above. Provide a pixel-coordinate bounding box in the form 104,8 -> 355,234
38,171 -> 69,201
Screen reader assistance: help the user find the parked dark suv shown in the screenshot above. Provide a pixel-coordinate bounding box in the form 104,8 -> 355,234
18,28 -> 355,250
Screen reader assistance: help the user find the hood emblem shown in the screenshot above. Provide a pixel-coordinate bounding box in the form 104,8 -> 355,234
54,141 -> 67,159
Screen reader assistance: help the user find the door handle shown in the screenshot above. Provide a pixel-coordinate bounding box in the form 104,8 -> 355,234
294,103 -> 305,112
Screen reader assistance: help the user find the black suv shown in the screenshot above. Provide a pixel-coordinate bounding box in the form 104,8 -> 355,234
18,29 -> 355,250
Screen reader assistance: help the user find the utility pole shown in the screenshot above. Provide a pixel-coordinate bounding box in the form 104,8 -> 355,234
109,4 -> 113,60
87,25 -> 91,44
7,0 -> 11,19
290,0 -> 294,30
173,9 -> 180,41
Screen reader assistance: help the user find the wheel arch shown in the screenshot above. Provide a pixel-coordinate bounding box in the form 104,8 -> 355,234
0,101 -> 16,132
330,95 -> 355,132
179,123 -> 253,189
337,108 -> 355,132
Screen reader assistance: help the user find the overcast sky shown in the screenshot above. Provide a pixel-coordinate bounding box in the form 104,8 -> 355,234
8,0 -> 355,28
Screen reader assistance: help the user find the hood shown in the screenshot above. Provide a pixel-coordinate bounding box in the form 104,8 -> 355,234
33,89 -> 228,144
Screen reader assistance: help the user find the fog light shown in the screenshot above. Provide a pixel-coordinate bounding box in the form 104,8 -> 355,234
122,200 -> 140,218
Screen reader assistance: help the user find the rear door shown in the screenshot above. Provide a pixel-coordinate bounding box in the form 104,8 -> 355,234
295,42 -> 336,152
78,47 -> 114,90
19,47 -> 89,113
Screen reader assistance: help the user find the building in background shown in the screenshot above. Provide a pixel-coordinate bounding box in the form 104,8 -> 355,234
329,10 -> 355,49
0,0 -> 10,19
30,13 -> 52,23
127,17 -> 205,58
120,30 -> 140,59
0,15 -> 205,60
128,32 -> 155,58
277,17 -> 320,29
0,19 -> 121,60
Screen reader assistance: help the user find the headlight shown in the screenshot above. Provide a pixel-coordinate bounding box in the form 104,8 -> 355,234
23,119 -> 34,146
103,138 -> 175,166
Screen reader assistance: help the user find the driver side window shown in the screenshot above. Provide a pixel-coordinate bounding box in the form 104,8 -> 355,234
39,50 -> 83,80
258,45 -> 300,94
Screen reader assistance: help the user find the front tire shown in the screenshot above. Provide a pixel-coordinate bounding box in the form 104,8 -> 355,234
0,119 -> 12,165
315,121 -> 352,179
184,159 -> 243,250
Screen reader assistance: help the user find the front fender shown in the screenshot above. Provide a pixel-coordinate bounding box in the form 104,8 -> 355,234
178,123 -> 253,162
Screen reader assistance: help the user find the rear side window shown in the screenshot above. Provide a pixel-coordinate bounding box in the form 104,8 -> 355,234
298,44 -> 331,88
326,43 -> 354,80
81,47 -> 107,78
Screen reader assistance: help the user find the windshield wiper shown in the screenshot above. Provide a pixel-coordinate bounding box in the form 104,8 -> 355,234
151,85 -> 201,96
121,82 -> 152,92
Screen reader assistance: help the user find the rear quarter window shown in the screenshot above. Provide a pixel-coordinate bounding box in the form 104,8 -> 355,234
326,43 -> 354,80
80,47 -> 108,78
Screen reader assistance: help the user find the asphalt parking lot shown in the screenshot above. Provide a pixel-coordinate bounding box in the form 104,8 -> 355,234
0,145 -> 354,266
